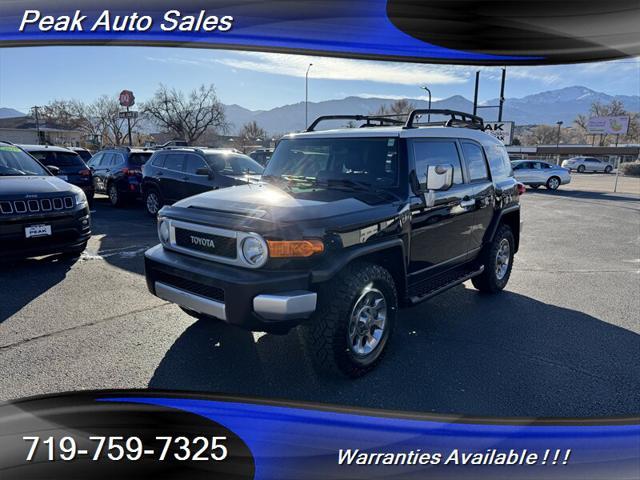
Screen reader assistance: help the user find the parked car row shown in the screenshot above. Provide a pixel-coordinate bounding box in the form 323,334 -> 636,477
511,160 -> 571,190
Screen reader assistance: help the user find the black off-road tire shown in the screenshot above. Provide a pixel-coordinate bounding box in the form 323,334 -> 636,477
471,225 -> 515,293
301,262 -> 397,378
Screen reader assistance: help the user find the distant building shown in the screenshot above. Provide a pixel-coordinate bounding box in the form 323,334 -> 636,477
0,116 -> 86,146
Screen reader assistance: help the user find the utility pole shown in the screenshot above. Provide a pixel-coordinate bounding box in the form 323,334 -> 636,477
32,106 -> 41,145
420,85 -> 432,122
305,63 -> 313,129
498,68 -> 506,122
473,71 -> 480,116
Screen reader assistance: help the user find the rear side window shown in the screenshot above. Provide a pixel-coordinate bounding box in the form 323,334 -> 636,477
412,140 -> 463,185
28,151 -> 56,164
164,154 -> 185,171
184,154 -> 208,174
461,142 -> 489,181
150,154 -> 166,168
484,144 -> 513,180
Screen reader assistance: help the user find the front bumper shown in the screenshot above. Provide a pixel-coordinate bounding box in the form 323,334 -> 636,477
144,245 -> 317,332
0,206 -> 91,259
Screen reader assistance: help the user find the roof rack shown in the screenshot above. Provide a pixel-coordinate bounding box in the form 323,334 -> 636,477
404,109 -> 484,130
306,114 -> 405,132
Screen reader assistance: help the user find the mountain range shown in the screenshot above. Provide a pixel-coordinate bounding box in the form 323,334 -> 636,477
2,86 -> 638,135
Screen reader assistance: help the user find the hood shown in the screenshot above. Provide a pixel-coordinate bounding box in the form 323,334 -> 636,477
173,182 -> 392,223
0,176 -> 75,197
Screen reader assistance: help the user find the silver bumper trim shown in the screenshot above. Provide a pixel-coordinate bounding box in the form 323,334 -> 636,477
155,282 -> 227,321
253,291 -> 317,321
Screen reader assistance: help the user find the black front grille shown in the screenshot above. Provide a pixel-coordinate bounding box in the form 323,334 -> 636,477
174,227 -> 237,259
0,196 -> 74,215
154,270 -> 225,302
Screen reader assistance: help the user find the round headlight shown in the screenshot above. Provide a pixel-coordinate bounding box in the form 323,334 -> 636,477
158,219 -> 170,244
242,236 -> 266,267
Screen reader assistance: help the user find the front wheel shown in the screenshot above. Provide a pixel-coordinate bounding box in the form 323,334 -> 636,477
546,176 -> 561,190
302,262 -> 397,378
472,225 -> 515,293
144,188 -> 163,217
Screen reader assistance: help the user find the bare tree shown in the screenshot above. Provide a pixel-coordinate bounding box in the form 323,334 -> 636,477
89,95 -> 143,146
143,84 -> 228,144
372,99 -> 415,120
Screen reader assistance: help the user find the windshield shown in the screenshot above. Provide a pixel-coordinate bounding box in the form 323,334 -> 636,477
129,152 -> 152,166
263,137 -> 399,188
205,153 -> 264,175
51,152 -> 84,167
0,146 -> 50,176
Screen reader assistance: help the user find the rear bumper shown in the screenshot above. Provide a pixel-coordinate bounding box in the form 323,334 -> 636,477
144,245 -> 316,332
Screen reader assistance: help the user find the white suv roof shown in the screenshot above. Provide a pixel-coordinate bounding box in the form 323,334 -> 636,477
286,125 -> 503,148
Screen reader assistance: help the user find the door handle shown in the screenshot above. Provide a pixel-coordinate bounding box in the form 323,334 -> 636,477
460,198 -> 476,208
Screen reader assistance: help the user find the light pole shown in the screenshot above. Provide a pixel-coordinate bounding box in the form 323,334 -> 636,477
420,85 -> 432,122
556,120 -> 563,164
305,63 -> 313,129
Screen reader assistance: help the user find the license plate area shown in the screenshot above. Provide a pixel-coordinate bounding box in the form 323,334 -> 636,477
25,224 -> 52,238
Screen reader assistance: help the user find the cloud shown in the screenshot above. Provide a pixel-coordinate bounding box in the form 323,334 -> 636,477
147,51 -> 470,86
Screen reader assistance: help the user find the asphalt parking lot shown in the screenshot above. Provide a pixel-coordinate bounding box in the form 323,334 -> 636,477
1,173 -> 638,417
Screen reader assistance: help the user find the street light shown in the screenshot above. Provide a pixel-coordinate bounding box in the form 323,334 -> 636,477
420,85 -> 432,122
556,120 -> 564,164
305,63 -> 313,129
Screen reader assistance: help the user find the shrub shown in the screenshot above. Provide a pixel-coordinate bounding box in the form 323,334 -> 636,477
619,161 -> 640,177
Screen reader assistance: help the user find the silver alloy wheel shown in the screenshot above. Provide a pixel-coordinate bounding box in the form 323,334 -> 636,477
347,287 -> 387,357
146,192 -> 159,215
495,238 -> 511,280
548,177 -> 560,190
109,185 -> 118,205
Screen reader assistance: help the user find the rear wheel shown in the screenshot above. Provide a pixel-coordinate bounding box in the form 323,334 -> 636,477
546,176 -> 561,190
577,165 -> 585,173
604,165 -> 613,174
144,188 -> 163,217
302,262 -> 397,378
108,183 -> 126,207
472,225 -> 514,293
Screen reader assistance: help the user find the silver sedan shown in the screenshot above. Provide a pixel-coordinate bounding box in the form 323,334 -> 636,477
511,160 -> 571,190
561,156 -> 614,173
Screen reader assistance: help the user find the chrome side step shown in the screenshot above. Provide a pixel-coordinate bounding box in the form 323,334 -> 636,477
409,265 -> 484,305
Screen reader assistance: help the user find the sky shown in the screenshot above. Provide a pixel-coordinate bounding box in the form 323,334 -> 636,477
0,46 -> 638,113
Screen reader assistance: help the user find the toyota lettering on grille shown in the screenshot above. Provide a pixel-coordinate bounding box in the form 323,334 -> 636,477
190,235 -> 215,249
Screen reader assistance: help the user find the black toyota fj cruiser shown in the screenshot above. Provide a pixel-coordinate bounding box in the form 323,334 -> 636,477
144,110 -> 522,377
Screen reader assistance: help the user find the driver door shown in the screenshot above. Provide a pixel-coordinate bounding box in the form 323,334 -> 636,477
408,139 -> 476,280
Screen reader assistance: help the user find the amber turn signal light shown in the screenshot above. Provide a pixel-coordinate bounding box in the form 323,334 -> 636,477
267,239 -> 325,258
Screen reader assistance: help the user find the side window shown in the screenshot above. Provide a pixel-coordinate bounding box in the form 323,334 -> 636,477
88,153 -> 102,167
151,154 -> 166,168
461,142 -> 489,181
112,153 -> 125,167
100,153 -> 114,166
532,162 -> 542,170
184,154 -> 208,175
412,140 -> 463,185
542,163 -> 552,169
164,154 -> 185,172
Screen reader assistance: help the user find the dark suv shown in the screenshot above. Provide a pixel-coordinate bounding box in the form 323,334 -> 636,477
87,147 -> 153,207
144,110 -> 522,377
0,142 -> 91,259
19,145 -> 94,204
141,148 -> 263,216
